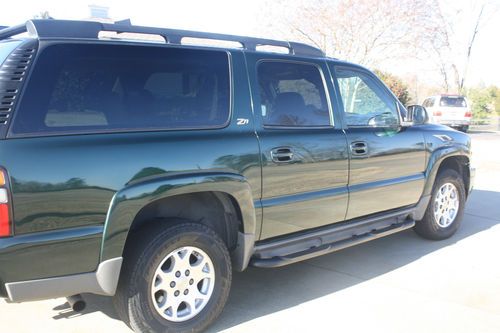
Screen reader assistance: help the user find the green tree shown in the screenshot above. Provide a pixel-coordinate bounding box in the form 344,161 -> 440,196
467,85 -> 499,119
491,86 -> 500,116
374,70 -> 411,105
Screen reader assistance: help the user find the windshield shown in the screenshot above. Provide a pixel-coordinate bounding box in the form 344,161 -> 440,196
440,96 -> 467,107
0,40 -> 23,67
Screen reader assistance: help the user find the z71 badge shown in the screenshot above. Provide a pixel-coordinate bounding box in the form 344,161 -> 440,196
237,118 -> 249,125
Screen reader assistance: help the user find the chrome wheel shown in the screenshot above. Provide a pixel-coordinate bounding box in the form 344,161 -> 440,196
433,182 -> 460,228
151,246 -> 215,322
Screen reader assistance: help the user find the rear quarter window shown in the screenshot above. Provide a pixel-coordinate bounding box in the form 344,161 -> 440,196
11,43 -> 231,136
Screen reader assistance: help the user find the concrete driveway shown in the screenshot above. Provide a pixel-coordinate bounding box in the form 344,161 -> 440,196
2,131 -> 500,333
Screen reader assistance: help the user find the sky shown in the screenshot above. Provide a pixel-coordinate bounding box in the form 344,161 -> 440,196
1,0 -> 499,87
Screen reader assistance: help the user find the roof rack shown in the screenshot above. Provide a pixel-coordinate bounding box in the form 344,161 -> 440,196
0,23 -> 27,40
0,19 -> 325,58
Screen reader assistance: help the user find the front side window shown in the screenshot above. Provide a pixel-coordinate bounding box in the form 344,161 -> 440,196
257,61 -> 331,127
334,67 -> 399,127
11,44 -> 230,135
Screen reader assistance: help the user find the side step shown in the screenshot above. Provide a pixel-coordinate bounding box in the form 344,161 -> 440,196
250,219 -> 415,268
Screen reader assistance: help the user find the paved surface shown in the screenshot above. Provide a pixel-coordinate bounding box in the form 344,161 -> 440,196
1,131 -> 500,333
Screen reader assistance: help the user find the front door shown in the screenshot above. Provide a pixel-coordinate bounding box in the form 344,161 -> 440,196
246,55 -> 349,240
331,64 -> 426,220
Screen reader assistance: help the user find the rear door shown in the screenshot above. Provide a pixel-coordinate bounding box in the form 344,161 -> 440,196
246,54 -> 349,240
330,63 -> 426,220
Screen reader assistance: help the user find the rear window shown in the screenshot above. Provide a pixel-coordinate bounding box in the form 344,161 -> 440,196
440,96 -> 467,107
11,43 -> 230,136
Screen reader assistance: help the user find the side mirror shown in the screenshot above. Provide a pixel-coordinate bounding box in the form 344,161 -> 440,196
368,112 -> 399,128
406,105 -> 429,125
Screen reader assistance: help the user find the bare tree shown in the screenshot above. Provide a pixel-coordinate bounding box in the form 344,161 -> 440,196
459,4 -> 484,92
259,0 -> 442,67
421,2 -> 454,92
255,0 -> 497,96
425,1 -> 495,93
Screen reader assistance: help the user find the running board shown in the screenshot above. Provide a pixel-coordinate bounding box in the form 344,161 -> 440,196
250,220 -> 415,268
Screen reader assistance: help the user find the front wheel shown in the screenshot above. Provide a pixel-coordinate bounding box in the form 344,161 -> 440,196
414,169 -> 466,240
114,222 -> 232,333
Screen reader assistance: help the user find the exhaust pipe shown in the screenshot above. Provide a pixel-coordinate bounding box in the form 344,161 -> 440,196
67,294 -> 86,312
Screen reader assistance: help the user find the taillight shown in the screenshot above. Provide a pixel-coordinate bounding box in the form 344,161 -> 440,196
0,170 -> 11,237
433,110 -> 442,116
464,111 -> 472,118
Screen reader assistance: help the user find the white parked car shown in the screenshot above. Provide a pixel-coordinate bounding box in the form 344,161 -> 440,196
422,95 -> 471,132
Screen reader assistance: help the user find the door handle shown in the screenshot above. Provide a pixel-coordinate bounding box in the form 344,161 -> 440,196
350,141 -> 368,156
271,147 -> 294,163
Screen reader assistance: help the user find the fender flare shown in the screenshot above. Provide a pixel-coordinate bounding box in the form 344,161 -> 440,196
99,172 -> 257,266
422,145 -> 470,197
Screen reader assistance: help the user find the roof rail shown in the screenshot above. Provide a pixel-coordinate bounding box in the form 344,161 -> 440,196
0,19 -> 325,57
0,23 -> 28,40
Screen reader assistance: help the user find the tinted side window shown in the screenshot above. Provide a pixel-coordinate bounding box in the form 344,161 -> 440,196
257,61 -> 331,127
335,67 -> 398,127
11,44 -> 230,135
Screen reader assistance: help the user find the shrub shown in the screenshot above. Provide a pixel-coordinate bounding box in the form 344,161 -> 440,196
374,69 -> 411,105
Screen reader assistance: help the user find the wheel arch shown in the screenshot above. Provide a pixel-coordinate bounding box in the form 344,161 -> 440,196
129,191 -> 243,249
100,172 -> 257,271
423,147 -> 471,198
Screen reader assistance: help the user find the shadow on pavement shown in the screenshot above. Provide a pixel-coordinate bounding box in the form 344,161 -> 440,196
209,189 -> 500,331
52,293 -> 120,321
50,189 -> 499,332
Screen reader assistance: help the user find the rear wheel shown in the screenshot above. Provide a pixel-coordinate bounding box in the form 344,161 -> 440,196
414,169 -> 465,240
114,222 -> 232,333
459,125 -> 469,133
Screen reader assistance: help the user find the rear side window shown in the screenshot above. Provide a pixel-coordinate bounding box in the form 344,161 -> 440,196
11,44 -> 230,135
257,61 -> 331,127
440,96 -> 467,107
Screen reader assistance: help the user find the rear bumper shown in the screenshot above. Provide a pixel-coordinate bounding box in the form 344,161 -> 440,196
0,225 -> 110,300
435,120 -> 470,127
5,257 -> 122,302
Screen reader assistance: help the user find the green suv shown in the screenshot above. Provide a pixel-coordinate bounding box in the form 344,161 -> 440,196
0,20 -> 474,333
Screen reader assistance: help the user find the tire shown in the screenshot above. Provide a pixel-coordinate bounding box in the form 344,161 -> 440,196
113,222 -> 232,333
414,169 -> 466,240
460,125 -> 469,133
